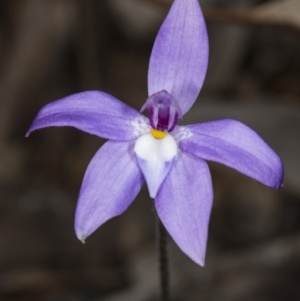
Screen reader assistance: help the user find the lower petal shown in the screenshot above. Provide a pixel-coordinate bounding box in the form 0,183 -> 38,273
75,140 -> 144,241
155,152 -> 213,266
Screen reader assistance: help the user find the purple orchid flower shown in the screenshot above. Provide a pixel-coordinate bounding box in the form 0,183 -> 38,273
27,0 -> 283,266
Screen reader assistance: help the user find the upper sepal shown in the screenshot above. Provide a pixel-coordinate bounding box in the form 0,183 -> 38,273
148,0 -> 209,115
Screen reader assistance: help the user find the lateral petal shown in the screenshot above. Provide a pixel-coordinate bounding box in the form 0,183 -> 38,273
148,0 -> 208,115
134,133 -> 177,198
27,91 -> 149,141
75,140 -> 144,241
155,152 -> 213,266
179,119 -> 284,188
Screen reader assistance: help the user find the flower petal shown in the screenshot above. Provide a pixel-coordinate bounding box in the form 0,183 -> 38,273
155,152 -> 213,266
148,0 -> 208,115
75,140 -> 144,241
27,91 -> 149,141
134,133 -> 177,198
179,119 -> 284,188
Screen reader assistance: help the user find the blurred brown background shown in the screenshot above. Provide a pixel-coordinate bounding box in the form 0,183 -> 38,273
0,0 -> 300,300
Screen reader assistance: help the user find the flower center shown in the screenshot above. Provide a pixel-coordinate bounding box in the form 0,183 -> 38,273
141,90 -> 182,132
151,128 -> 167,139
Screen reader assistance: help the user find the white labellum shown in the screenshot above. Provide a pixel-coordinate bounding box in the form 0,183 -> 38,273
134,133 -> 177,198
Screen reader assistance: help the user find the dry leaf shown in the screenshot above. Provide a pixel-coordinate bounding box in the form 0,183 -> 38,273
249,0 -> 300,28
139,0 -> 300,31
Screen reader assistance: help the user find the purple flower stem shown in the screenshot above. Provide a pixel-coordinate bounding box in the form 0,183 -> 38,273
157,214 -> 170,301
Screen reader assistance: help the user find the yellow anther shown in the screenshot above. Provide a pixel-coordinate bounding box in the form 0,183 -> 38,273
151,128 -> 167,139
